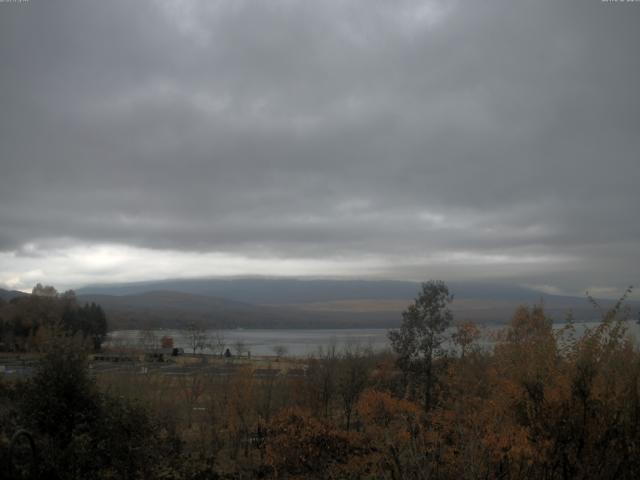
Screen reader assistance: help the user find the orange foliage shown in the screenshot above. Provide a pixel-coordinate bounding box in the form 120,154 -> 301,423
265,407 -> 364,479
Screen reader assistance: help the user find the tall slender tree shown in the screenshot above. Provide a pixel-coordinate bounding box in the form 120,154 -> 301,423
388,280 -> 453,411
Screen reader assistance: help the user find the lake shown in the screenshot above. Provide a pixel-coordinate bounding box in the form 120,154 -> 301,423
107,320 -> 640,357
107,328 -> 391,356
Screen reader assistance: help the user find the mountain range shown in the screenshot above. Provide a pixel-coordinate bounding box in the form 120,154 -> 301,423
66,278 -> 639,330
0,288 -> 28,302
3,279 -> 637,330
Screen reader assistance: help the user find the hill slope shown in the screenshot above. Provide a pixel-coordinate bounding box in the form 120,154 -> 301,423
76,290 -> 405,330
78,278 -> 558,304
77,278 -> 640,329
0,288 -> 29,302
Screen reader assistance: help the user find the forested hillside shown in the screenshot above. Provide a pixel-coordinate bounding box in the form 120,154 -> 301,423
0,284 -> 107,351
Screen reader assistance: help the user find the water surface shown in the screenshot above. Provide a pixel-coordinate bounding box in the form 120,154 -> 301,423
107,320 -> 640,357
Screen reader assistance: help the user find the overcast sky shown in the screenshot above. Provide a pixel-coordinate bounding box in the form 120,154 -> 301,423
1,0 -> 638,297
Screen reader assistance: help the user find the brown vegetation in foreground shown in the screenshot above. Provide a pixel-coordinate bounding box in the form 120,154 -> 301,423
1,283 -> 639,479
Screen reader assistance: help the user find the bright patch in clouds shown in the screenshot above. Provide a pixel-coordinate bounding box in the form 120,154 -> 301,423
1,242 -> 577,293
0,244 -> 380,291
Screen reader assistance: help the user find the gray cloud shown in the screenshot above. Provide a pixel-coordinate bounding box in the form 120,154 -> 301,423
0,0 -> 639,294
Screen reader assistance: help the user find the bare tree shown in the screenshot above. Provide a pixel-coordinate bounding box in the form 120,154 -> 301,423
338,345 -> 369,430
211,329 -> 226,357
179,373 -> 205,428
139,327 -> 158,352
185,322 -> 210,354
272,345 -> 288,360
306,343 -> 338,417
234,339 -> 246,358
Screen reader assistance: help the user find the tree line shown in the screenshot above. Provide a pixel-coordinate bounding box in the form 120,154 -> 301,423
0,284 -> 108,352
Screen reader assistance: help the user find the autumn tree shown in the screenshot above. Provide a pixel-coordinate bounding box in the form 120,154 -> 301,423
226,367 -> 256,459
452,320 -> 481,358
338,346 -> 369,430
551,286 -> 639,478
356,389 -> 425,478
388,280 -> 453,411
265,407 -> 357,479
306,344 -> 339,417
180,373 -> 205,428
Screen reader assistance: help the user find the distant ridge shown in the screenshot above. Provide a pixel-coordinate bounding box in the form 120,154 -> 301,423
75,289 -> 406,330
75,277 -> 639,330
78,277 -> 545,304
0,288 -> 29,302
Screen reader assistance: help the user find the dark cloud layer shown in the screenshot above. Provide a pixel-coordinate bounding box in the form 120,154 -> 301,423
1,0 -> 639,293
